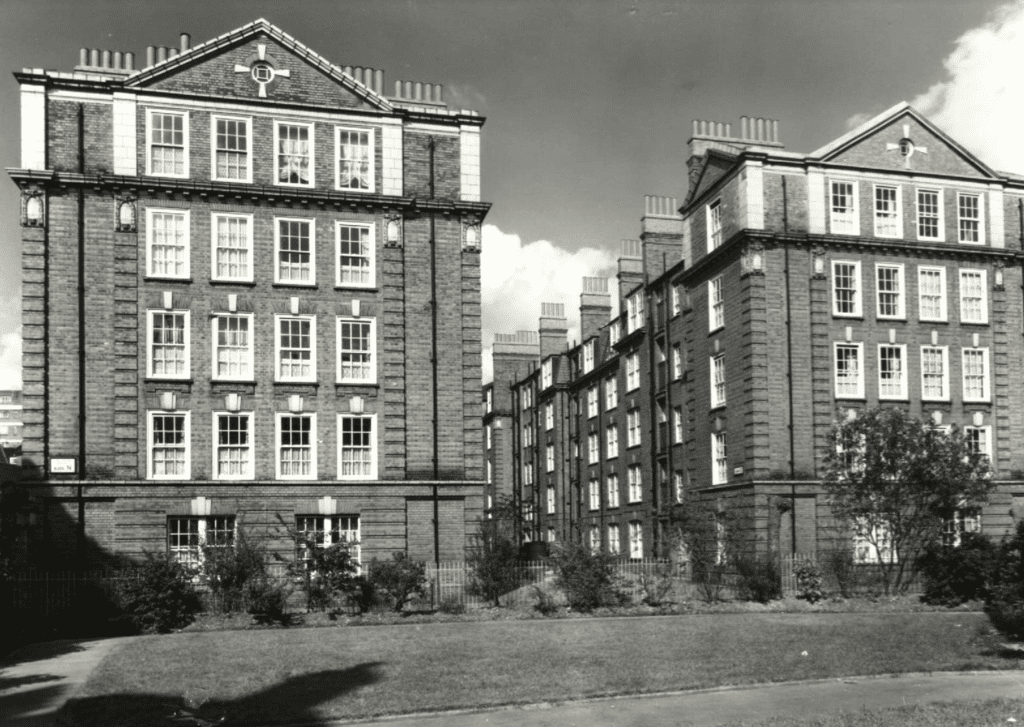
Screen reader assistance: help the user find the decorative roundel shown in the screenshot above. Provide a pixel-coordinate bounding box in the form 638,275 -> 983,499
251,62 -> 273,83
899,138 -> 914,157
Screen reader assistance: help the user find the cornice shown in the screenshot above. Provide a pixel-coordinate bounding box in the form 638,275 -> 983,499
6,169 -> 492,218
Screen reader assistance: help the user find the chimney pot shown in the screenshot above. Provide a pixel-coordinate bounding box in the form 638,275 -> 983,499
125,52 -> 135,71
741,116 -> 748,140
772,119 -> 779,143
90,48 -> 100,67
394,80 -> 402,97
404,80 -> 412,98
717,122 -> 724,137
375,69 -> 384,94
757,117 -> 765,141
344,65 -> 352,76
113,51 -> 122,69
355,67 -> 364,84
434,84 -> 443,103
692,119 -> 698,136
169,47 -> 179,59
79,48 -> 88,67
156,46 -> 167,63
146,46 -> 155,67
101,49 -> 111,68
725,122 -> 731,137
180,32 -> 190,52
414,82 -> 423,100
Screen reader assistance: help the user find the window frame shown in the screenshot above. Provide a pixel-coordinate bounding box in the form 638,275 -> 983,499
582,340 -> 595,374
588,478 -> 601,511
211,312 -> 254,382
834,342 -> 865,400
335,221 -> 376,289
168,515 -> 235,567
673,406 -> 683,444
212,411 -> 254,481
961,347 -> 991,403
606,424 -> 619,459
147,309 -> 191,380
629,521 -> 643,559
626,409 -> 641,448
587,432 -> 599,465
541,359 -> 553,389
964,426 -> 992,460
671,285 -> 681,317
146,208 -> 191,280
546,485 -> 556,514
711,431 -> 728,485
957,192 -> 985,245
544,402 -> 554,431
959,268 -> 989,325
707,198 -> 723,251
854,518 -> 896,564
274,314 -> 317,383
545,443 -> 555,473
336,316 -> 376,385
877,343 -> 908,401
605,376 -> 618,410
920,345 -> 950,402
626,291 -> 645,333
875,263 -> 905,320
708,276 -> 725,332
275,412 -> 318,480
916,188 -> 944,242
872,184 -> 902,238
829,179 -> 859,235
295,514 -> 361,567
943,508 -> 981,548
626,352 -> 641,392
274,120 -> 315,187
148,410 -> 191,481
831,260 -> 862,317
334,125 -> 375,193
337,413 -> 377,481
607,523 -> 621,554
146,108 -> 189,178
710,354 -> 726,409
210,114 -> 252,183
274,217 -> 316,286
672,344 -> 683,380
210,212 -> 254,283
917,266 -> 948,322
606,473 -> 620,508
627,464 -> 642,503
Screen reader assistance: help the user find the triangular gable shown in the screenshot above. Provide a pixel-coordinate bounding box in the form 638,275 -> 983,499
810,102 -> 996,179
125,19 -> 393,112
685,150 -> 739,206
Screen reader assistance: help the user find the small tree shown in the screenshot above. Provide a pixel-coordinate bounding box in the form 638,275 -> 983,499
987,521 -> 1024,641
466,495 -> 523,607
550,540 -> 627,611
118,554 -> 201,634
676,499 -> 737,603
367,552 -> 428,612
822,408 -> 994,595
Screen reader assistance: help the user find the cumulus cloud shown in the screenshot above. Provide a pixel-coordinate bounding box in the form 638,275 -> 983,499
480,224 -> 618,382
0,331 -> 22,390
908,0 -> 1024,173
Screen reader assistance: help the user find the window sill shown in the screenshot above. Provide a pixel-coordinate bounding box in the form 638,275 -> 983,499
919,318 -> 949,324
335,382 -> 380,389
831,314 -> 864,320
273,380 -> 320,387
334,187 -> 375,195
834,396 -> 866,401
145,377 -> 193,384
211,177 -> 253,185
334,285 -> 379,293
272,283 -> 319,290
211,379 -> 257,385
144,276 -> 192,284
960,321 -> 990,326
876,316 -> 906,322
272,182 -> 316,190
210,279 -> 257,287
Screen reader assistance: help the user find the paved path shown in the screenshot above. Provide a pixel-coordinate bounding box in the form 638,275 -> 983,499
0,637 -> 131,727
336,671 -> 1024,727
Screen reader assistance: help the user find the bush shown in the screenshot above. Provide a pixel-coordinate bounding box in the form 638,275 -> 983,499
438,595 -> 466,615
639,560 -> 678,607
793,559 -> 824,604
820,549 -> 860,599
245,580 -> 291,625
986,521 -> 1024,641
550,541 -> 627,612
532,585 -> 559,615
289,540 -> 360,613
918,532 -> 996,607
466,498 -> 523,607
202,529 -> 272,614
118,554 -> 201,634
734,556 -> 781,603
367,552 -> 428,612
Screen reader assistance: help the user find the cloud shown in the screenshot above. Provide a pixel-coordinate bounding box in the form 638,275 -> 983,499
908,0 -> 1024,173
443,83 -> 488,113
0,331 -> 22,390
480,224 -> 618,382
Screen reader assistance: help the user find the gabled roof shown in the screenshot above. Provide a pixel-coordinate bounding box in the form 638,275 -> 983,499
125,18 -> 393,112
683,148 -> 739,207
809,101 -> 996,178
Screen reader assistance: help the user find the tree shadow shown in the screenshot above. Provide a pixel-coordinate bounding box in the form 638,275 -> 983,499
1,639 -> 86,667
0,673 -> 64,690
58,661 -> 385,727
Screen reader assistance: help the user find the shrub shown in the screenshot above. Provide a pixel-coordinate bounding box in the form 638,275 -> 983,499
734,556 -> 781,603
918,532 -> 996,606
986,521 -> 1024,641
118,554 -> 201,634
793,559 -> 824,604
639,560 -> 678,607
367,552 -> 428,612
466,498 -> 523,607
201,528 -> 272,614
288,541 -> 360,613
820,549 -> 860,599
532,585 -> 559,615
550,541 -> 628,612
438,595 -> 466,615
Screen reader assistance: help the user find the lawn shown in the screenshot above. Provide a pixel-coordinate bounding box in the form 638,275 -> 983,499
65,612 -> 1020,726
732,698 -> 1024,726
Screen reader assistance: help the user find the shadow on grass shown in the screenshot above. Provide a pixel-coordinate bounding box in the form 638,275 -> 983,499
0,673 -> 64,691
1,640 -> 86,667
57,661 -> 385,727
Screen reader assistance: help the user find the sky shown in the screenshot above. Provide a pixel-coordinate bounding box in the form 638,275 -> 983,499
0,0 -> 1022,386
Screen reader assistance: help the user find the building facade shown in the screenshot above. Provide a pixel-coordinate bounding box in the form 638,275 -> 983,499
8,19 -> 488,568
495,106 -> 1024,560
0,390 -> 24,459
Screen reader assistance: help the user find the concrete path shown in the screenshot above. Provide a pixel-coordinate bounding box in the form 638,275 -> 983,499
336,671 -> 1024,727
0,637 -> 131,727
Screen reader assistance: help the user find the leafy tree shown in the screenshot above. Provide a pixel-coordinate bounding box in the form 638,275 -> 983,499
674,500 -> 738,603
466,495 -> 523,607
550,540 -> 627,611
822,407 -> 994,595
987,520 -> 1024,640
118,554 -> 201,634
367,552 -> 428,612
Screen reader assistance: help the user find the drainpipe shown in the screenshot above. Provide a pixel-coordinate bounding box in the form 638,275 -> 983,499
77,103 -> 87,569
782,177 -> 797,555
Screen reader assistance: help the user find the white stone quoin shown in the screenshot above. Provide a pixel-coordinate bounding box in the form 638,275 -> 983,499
112,93 -> 138,176
460,125 -> 481,202
20,84 -> 46,170
382,125 -> 403,196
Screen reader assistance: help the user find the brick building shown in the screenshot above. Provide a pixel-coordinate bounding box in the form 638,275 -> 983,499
7,19 -> 489,568
0,390 -> 24,458
494,104 -> 1024,560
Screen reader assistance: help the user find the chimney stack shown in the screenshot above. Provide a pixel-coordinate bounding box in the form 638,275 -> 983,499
580,277 -> 612,343
641,195 -> 685,278
180,33 -> 191,52
617,239 -> 644,311
492,331 -> 540,410
539,302 -> 568,360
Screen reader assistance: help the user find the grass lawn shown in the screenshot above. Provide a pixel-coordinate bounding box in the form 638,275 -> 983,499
66,611 -> 1021,726
732,697 -> 1024,726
